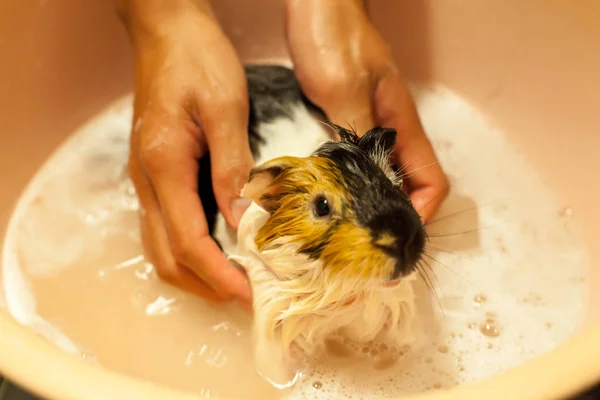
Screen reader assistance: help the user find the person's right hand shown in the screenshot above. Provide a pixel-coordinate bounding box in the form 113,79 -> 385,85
117,0 -> 253,307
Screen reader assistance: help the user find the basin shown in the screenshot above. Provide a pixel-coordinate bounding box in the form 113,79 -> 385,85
1,1 -> 599,399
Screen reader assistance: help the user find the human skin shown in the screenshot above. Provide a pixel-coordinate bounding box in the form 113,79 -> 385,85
115,0 -> 449,306
285,0 -> 449,222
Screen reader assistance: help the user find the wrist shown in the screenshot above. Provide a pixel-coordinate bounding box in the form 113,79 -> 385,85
285,0 -> 369,27
116,0 -> 216,47
285,0 -> 367,13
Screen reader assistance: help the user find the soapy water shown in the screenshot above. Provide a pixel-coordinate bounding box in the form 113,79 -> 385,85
0,84 -> 591,399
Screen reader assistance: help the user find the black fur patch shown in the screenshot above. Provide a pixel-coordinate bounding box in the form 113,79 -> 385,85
313,126 -> 426,277
198,64 -> 323,236
197,65 -> 425,277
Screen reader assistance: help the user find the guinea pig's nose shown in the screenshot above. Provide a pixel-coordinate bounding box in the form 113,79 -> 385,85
391,228 -> 426,280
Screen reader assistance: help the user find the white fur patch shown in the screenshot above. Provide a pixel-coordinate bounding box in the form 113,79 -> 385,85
229,203 -> 418,388
217,102 -> 418,387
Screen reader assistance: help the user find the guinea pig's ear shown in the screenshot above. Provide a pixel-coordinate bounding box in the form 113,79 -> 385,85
240,157 -> 297,212
358,127 -> 397,156
357,127 -> 397,168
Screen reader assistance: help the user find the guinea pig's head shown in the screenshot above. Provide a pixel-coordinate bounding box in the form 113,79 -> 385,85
241,125 -> 426,286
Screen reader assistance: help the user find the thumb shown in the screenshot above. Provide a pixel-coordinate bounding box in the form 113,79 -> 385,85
202,96 -> 254,230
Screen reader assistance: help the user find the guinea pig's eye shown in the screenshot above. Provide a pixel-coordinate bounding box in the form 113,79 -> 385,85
312,196 -> 331,218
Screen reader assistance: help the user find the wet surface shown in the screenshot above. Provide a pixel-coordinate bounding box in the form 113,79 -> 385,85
0,88 -> 592,399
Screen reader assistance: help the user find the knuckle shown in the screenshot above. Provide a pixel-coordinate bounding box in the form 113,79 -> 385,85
216,91 -> 244,109
212,171 -> 236,194
140,142 -> 170,175
170,235 -> 195,265
211,159 -> 249,190
202,89 -> 246,115
211,166 -> 232,187
154,264 -> 177,285
320,64 -> 368,95
323,69 -> 352,91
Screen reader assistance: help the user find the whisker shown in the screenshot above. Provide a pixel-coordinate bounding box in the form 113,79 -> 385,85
422,252 -> 481,292
417,189 -> 450,217
401,161 -> 440,179
425,205 -> 479,226
397,156 -> 421,175
427,224 -> 500,238
416,264 -> 436,307
425,197 -> 514,227
419,259 -> 443,297
415,261 -> 435,297
425,244 -> 455,255
418,260 -> 447,325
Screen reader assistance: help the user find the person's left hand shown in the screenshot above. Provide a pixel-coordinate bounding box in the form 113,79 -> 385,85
285,0 -> 449,222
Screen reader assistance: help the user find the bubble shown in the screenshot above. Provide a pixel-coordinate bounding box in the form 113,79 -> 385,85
560,207 -> 573,218
373,357 -> 397,370
480,320 -> 501,337
7,82 -> 590,400
474,294 -> 487,304
325,338 -> 353,358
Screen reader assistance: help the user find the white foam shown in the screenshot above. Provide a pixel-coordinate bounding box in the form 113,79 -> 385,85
0,85 -> 591,399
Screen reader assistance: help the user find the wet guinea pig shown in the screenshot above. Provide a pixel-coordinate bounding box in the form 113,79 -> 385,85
198,65 -> 427,387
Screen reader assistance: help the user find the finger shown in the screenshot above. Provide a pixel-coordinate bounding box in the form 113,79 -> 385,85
373,71 -> 450,222
199,84 -> 254,231
129,157 -> 226,302
137,119 -> 252,303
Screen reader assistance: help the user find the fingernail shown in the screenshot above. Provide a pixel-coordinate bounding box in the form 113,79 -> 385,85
231,197 -> 252,226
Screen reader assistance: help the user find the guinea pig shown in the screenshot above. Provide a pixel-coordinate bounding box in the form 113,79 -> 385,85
198,65 -> 427,388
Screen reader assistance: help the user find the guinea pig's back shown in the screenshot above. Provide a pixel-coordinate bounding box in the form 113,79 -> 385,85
198,64 -> 331,249
244,64 -> 330,164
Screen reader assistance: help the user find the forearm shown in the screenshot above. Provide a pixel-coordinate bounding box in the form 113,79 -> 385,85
115,0 -> 217,44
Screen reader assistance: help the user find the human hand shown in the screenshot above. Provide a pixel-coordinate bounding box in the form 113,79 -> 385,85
285,0 -> 449,222
117,0 -> 253,306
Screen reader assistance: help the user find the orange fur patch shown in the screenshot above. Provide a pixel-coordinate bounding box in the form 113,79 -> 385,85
251,156 -> 395,280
